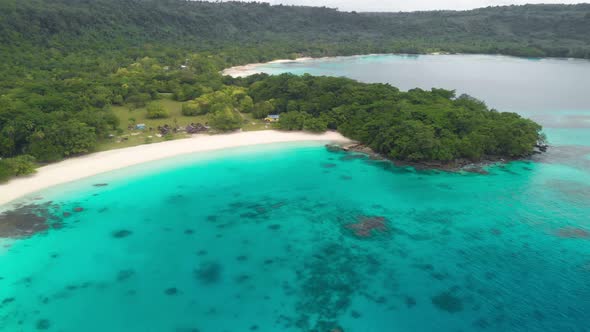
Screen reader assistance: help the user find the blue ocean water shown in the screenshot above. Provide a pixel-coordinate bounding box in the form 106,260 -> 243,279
1,55 -> 590,331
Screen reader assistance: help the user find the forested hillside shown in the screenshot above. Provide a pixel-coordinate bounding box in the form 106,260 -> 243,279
1,0 -> 589,58
0,0 -> 568,179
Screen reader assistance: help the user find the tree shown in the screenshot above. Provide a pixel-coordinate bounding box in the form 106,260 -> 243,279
181,101 -> 203,116
303,117 -> 328,133
0,155 -> 36,182
146,102 -> 169,119
239,95 -> 254,113
279,111 -> 309,131
126,93 -> 151,109
252,101 -> 275,119
209,108 -> 243,131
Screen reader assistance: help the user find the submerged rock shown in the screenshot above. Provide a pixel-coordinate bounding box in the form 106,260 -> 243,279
325,144 -> 345,153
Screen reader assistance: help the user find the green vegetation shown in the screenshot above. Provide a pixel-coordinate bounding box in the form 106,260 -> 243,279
0,0 -> 558,177
209,109 -> 243,132
245,74 -> 542,161
0,155 -> 36,182
146,102 -> 169,119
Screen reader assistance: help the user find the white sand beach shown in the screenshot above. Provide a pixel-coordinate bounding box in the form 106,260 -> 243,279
0,130 -> 351,206
221,57 -> 313,77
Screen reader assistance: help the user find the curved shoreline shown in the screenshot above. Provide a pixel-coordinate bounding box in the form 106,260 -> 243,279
221,53 -> 588,77
0,130 -> 351,206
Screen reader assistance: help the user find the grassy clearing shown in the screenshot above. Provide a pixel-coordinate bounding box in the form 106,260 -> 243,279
96,95 -> 275,151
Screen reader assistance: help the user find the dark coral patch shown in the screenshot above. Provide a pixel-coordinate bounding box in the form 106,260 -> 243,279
555,227 -> 590,239
0,203 -> 55,238
321,163 -> 338,168
340,154 -> 367,161
270,202 -> 286,209
93,183 -> 109,187
235,275 -> 251,284
268,224 -> 281,230
51,222 -> 64,230
431,272 -> 450,280
73,207 -> 84,212
194,262 -> 222,284
36,319 -> 51,330
344,216 -> 388,238
405,296 -> 416,308
431,291 -> 463,313
2,297 -> 15,305
117,269 -> 135,282
112,230 -> 133,238
184,229 -> 194,235
473,318 -> 490,329
490,228 -> 502,236
165,287 -> 179,296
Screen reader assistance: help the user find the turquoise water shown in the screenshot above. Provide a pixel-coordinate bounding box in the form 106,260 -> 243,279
2,55 -> 590,331
1,143 -> 589,332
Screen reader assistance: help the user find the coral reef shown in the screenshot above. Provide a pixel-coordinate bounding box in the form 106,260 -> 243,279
555,227 -> 590,239
0,202 -> 59,238
344,216 -> 388,238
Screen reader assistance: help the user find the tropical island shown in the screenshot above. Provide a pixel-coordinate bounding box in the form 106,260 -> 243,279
1,0 -> 584,182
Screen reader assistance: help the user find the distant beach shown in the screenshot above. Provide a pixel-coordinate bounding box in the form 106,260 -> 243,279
0,130 -> 350,206
221,57 -> 313,77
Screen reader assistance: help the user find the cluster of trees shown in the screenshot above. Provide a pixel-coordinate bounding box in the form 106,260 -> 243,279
0,155 -> 36,183
182,87 -> 253,116
180,86 -> 253,131
146,103 -> 169,119
1,0 -> 588,60
0,0 -> 557,178
243,74 -> 542,161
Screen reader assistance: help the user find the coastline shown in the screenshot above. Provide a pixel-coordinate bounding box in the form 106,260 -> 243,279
221,53 -> 589,77
338,143 -> 542,174
0,130 -> 350,206
221,57 -> 313,77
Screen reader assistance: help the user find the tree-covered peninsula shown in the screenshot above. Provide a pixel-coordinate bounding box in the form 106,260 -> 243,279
0,0 -> 561,180
234,74 -> 542,163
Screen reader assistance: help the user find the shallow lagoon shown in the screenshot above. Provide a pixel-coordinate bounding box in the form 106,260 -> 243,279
1,55 -> 590,331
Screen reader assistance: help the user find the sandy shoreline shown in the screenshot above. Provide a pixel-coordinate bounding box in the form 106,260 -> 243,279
221,57 -> 314,77
0,130 -> 350,206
